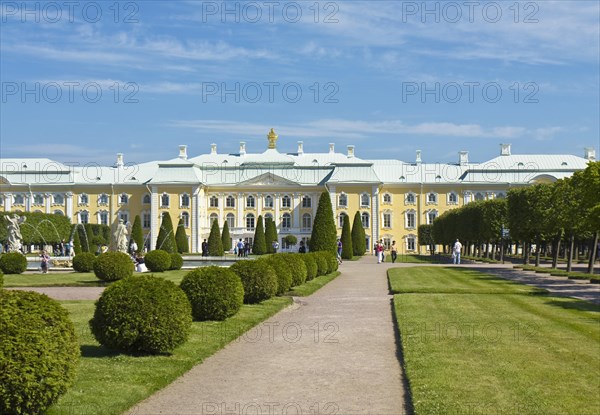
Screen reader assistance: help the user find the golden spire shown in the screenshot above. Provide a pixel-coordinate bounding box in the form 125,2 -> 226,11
267,128 -> 278,149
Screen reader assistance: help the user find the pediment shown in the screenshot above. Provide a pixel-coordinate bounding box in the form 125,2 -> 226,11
239,172 -> 298,187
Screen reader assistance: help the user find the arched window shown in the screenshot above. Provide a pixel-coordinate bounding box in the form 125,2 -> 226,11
79,193 -> 88,205
264,195 -> 274,208
246,213 -> 255,231
226,213 -> 235,229
406,235 -> 416,251
209,213 -> 218,226
264,213 -> 273,222
383,193 -> 392,204
338,193 -> 348,208
302,195 -> 311,208
405,210 -> 416,229
54,210 -> 63,215
475,192 -> 485,201
119,211 -> 129,224
161,193 -> 169,207
13,194 -> 24,205
99,211 -> 109,225
79,211 -> 89,224
360,193 -> 370,208
98,193 -> 109,204
383,212 -> 392,228
33,194 -> 44,205
226,195 -> 235,208
180,193 -> 190,208
119,193 -> 128,204
405,193 -> 416,204
181,212 -> 190,228
282,195 -> 291,208
427,210 -> 438,225
282,213 -> 291,229
246,195 -> 255,208
448,192 -> 458,204
495,192 -> 506,199
210,195 -> 219,208
142,193 -> 151,204
53,193 -> 64,204
427,192 -> 437,204
361,212 -> 370,228
302,213 -> 312,230
142,212 -> 151,228
339,212 -> 348,228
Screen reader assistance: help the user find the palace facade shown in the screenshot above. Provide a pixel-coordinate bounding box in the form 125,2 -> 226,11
0,129 -> 596,253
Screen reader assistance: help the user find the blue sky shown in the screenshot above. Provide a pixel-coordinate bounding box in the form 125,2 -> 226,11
1,0 -> 599,166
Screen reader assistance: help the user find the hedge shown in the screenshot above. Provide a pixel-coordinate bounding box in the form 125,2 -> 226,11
144,250 -> 172,272
90,275 -> 192,354
0,212 -> 71,245
284,253 -> 308,286
0,269 -> 3,288
0,290 -> 79,415
0,252 -> 28,274
93,252 -> 133,281
300,254 -> 318,281
309,252 -> 328,276
259,255 -> 292,295
72,252 -> 96,273
169,252 -> 184,270
230,260 -> 278,304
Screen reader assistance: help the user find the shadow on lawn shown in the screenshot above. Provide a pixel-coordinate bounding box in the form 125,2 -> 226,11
543,299 -> 600,313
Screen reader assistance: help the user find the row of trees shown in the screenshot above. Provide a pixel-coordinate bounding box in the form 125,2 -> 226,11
429,161 -> 599,273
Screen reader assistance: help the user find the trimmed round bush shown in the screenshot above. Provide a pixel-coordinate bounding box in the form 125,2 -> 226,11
144,250 -> 172,272
90,275 -> 192,354
180,266 -> 244,321
169,252 -> 184,270
230,260 -> 278,304
0,269 -> 4,288
284,253 -> 308,286
259,255 -> 292,295
0,252 -> 27,274
300,254 -> 318,281
321,251 -> 339,273
310,252 -> 328,276
0,290 -> 79,415
93,252 -> 133,281
72,252 -> 96,272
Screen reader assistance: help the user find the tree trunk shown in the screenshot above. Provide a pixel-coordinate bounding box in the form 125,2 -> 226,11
567,233 -> 575,272
500,239 -> 505,263
535,237 -> 542,267
588,231 -> 599,275
552,234 -> 562,270
523,241 -> 530,265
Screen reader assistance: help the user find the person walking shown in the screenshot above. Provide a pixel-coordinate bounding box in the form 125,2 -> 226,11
237,239 -> 244,258
391,240 -> 398,263
40,250 -> 50,273
376,240 -> 384,264
201,239 -> 208,257
453,239 -> 463,264
337,238 -> 343,264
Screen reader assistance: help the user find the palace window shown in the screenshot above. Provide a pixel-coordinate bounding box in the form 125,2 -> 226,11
246,214 -> 255,231
383,212 -> 392,228
210,195 -> 219,208
246,195 -> 255,208
226,213 -> 235,229
142,193 -> 151,204
405,210 -> 416,229
302,213 -> 312,231
119,193 -> 128,204
264,195 -> 274,208
427,192 -> 437,204
79,211 -> 89,224
264,213 -> 273,222
99,193 -> 109,204
282,213 -> 291,229
339,212 -> 348,228
180,193 -> 190,208
161,193 -> 170,208
302,195 -> 311,208
33,194 -> 44,205
407,236 -> 416,251
181,212 -> 190,228
13,194 -> 24,205
427,210 -> 438,225
119,211 -> 129,224
495,192 -> 506,199
475,192 -> 485,201
338,193 -> 348,208
226,195 -> 235,208
54,210 -> 63,215
448,192 -> 458,204
142,212 -> 151,228
282,195 -> 291,208
360,193 -> 370,208
99,211 -> 109,225
53,193 -> 64,205
405,193 -> 416,205
79,193 -> 89,205
383,193 -> 392,204
209,213 -> 219,226
361,212 -> 370,228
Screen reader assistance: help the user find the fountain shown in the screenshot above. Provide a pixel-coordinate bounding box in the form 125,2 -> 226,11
69,223 -> 90,252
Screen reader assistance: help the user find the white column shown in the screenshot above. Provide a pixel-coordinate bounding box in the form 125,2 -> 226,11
5,194 -> 12,211
191,186 -> 199,253
292,193 -> 300,228
45,193 -> 51,214
66,192 -> 73,220
237,192 -> 244,228
150,186 -> 159,250
218,192 -> 224,225
25,193 -> 31,212
257,193 -> 262,218
274,192 -> 280,230
328,186 -> 336,226
371,185 -> 379,245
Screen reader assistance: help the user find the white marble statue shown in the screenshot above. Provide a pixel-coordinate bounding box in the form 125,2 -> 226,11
6,213 -> 26,252
113,219 -> 129,253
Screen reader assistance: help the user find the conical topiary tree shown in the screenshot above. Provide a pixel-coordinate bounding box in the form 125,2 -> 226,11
207,218 -> 223,256
84,223 -> 94,253
351,211 -> 367,256
252,215 -> 267,255
73,227 -> 82,255
156,212 -> 177,253
341,213 -> 353,259
264,217 -> 278,253
309,191 -> 337,255
221,220 -> 231,252
131,215 -> 144,254
175,218 -> 189,254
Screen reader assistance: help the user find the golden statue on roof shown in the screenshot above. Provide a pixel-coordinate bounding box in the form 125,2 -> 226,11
267,128 -> 278,149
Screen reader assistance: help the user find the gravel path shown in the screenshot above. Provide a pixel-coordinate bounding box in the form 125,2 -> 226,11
4,286 -> 104,300
129,257 -> 408,415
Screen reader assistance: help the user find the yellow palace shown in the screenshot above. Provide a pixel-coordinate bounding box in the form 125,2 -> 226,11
0,129 -> 595,253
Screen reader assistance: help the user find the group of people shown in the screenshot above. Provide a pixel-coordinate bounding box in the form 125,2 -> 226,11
234,239 -> 251,257
374,240 -> 398,264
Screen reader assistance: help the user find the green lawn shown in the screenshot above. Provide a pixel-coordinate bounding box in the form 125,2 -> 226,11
388,267 -> 548,295
383,254 -> 447,264
391,267 -> 600,415
48,297 -> 292,415
3,270 -> 190,287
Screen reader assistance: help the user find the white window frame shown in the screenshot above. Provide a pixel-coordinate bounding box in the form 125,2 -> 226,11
302,213 -> 312,231
246,195 -> 255,208
361,212 -> 370,228
447,192 -> 458,205
142,193 -> 151,204
426,192 -> 438,205
142,211 -> 151,229
181,211 -> 190,228
226,213 -> 235,229
210,195 -> 219,208
33,194 -> 44,205
264,195 -> 274,209
226,195 -> 235,208
405,192 -> 416,205
383,193 -> 392,204
13,194 -> 25,205
301,195 -> 312,208
53,193 -> 64,205
98,193 -> 109,205
246,213 -> 255,231
383,212 -> 392,229
160,193 -> 170,208
79,193 -> 89,205
282,195 -> 291,209
405,210 -> 416,229
209,213 -> 219,226
427,209 -> 438,225
180,193 -> 190,208
78,210 -> 89,224
282,213 -> 291,229
406,235 -> 416,251
119,193 -> 129,205
360,193 -> 370,208
338,212 -> 348,228
338,193 -> 348,208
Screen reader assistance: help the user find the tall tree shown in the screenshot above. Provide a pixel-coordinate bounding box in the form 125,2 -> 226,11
252,215 -> 267,255
175,218 -> 189,254
207,218 -> 223,256
309,192 -> 337,255
351,211 -> 367,256
418,224 -> 435,255
131,215 -> 144,254
221,220 -> 231,252
340,213 -> 353,259
155,212 -> 177,253
264,217 -> 278,253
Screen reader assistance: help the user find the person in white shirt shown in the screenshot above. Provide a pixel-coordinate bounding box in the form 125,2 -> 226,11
453,239 -> 462,264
